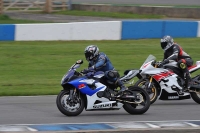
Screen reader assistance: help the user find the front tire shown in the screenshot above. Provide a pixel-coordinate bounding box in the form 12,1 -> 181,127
135,78 -> 159,104
56,90 -> 85,116
123,86 -> 150,115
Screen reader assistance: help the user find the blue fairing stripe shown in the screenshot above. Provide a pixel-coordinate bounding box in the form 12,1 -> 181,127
68,77 -> 105,96
79,86 -> 105,96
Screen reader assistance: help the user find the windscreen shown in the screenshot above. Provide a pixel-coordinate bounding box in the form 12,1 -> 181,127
140,55 -> 156,69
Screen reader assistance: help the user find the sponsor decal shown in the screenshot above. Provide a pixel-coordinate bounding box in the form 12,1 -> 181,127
153,71 -> 174,81
93,103 -> 112,109
78,84 -> 86,89
168,96 -> 179,99
142,62 -> 151,69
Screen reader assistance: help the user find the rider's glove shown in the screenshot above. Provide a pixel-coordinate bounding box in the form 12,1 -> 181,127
82,67 -> 95,74
157,59 -> 169,68
86,71 -> 95,77
157,62 -> 164,68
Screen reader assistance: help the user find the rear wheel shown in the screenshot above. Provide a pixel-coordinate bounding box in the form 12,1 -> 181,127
56,90 -> 85,116
190,92 -> 200,104
123,86 -> 150,115
135,78 -> 159,104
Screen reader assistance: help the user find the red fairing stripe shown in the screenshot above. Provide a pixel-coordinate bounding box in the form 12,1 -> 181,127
153,71 -> 174,81
188,65 -> 197,70
142,62 -> 151,69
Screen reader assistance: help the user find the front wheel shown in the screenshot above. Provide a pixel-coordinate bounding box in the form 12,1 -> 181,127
190,92 -> 200,104
123,86 -> 150,115
134,78 -> 159,104
56,90 -> 85,116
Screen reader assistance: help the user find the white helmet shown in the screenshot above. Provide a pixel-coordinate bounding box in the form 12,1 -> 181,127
84,45 -> 99,61
160,35 -> 174,51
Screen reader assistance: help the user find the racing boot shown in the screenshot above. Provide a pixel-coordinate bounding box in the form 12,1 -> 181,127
184,72 -> 192,91
116,80 -> 127,96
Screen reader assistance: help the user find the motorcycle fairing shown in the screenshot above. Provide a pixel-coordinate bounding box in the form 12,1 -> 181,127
159,74 -> 183,93
61,70 -> 75,85
189,61 -> 200,73
159,89 -> 191,100
153,70 -> 174,82
68,77 -> 106,96
140,60 -> 171,77
157,74 -> 191,99
86,95 -> 123,110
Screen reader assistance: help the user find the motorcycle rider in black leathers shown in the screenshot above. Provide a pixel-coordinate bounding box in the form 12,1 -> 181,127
83,45 -> 127,94
159,35 -> 193,91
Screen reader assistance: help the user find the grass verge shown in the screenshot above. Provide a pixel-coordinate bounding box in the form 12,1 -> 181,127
0,38 -> 200,96
54,10 -> 164,19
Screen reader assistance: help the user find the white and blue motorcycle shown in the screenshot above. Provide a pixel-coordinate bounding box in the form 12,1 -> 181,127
56,60 -> 150,116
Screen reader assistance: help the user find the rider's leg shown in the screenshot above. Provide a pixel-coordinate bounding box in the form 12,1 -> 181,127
105,71 -> 127,93
116,79 -> 127,93
177,59 -> 193,90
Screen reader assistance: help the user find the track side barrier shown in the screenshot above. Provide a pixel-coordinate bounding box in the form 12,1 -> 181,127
0,24 -> 15,41
0,20 -> 200,41
121,20 -> 199,40
198,21 -> 200,37
15,21 -> 121,41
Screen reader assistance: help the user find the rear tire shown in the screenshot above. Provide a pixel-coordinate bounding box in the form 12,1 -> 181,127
56,90 -> 85,116
190,92 -> 200,104
123,86 -> 150,115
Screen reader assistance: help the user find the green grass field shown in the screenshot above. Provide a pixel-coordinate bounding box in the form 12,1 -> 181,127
0,38 -> 200,96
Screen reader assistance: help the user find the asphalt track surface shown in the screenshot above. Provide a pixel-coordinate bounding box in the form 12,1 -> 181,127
0,96 -> 200,125
72,0 -> 200,5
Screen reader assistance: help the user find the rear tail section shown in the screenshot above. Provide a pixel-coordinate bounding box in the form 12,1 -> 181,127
189,61 -> 200,73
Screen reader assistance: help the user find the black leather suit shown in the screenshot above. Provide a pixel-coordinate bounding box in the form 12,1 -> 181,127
163,43 -> 193,86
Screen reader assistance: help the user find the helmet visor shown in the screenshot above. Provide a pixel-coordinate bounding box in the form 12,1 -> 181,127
161,42 -> 167,50
85,52 -> 92,61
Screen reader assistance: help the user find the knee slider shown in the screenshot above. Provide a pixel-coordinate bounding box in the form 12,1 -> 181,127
177,60 -> 186,70
107,71 -> 115,78
180,62 -> 186,69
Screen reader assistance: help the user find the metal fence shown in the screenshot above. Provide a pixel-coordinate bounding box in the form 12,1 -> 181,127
0,0 -> 3,14
0,0 -> 71,14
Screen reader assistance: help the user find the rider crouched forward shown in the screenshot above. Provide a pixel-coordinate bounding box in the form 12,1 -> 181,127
158,35 -> 193,91
83,45 -> 127,94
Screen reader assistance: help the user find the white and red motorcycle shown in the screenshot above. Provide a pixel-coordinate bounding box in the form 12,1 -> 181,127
131,55 -> 200,104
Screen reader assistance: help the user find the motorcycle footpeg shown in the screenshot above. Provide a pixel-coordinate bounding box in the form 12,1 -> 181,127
178,91 -> 184,95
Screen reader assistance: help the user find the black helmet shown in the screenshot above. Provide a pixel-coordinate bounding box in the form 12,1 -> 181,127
84,45 -> 99,61
160,35 -> 174,51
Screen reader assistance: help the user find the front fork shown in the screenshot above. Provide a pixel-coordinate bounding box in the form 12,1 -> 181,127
67,88 -> 78,104
148,76 -> 153,88
146,64 -> 157,93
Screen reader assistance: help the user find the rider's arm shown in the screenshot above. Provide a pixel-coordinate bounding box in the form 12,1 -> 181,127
163,45 -> 179,64
91,55 -> 107,70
